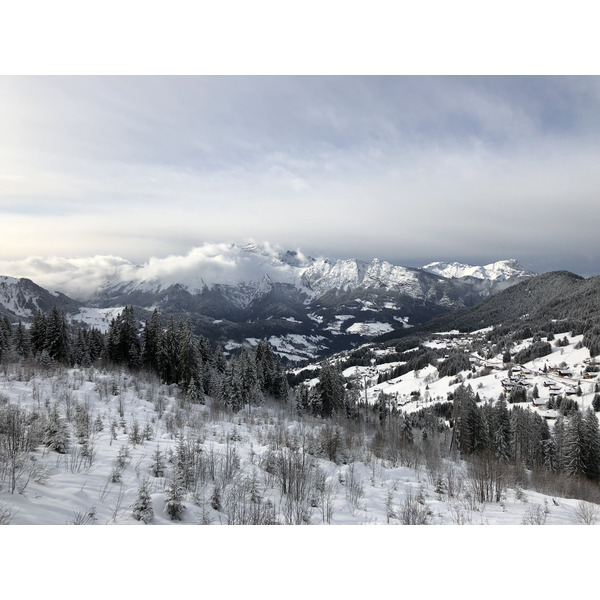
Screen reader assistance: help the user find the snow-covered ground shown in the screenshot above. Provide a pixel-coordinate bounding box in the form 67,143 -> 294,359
346,321 -> 394,337
70,306 -> 126,333
0,357 -> 598,527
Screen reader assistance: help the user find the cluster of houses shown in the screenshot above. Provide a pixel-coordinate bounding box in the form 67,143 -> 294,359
500,366 -> 534,393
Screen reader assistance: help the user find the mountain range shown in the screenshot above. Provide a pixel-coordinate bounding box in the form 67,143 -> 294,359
0,243 -> 535,362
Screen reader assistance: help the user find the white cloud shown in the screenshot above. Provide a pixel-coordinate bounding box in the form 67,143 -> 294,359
0,242 -> 307,300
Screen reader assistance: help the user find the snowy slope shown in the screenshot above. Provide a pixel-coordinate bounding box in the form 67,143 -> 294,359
309,328 -> 598,420
0,364 -> 595,526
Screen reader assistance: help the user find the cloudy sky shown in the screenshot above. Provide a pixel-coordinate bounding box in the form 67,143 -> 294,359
1,75 -> 600,281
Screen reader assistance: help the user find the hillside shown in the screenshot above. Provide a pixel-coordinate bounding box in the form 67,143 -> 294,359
376,270 -> 600,345
0,361 -> 597,526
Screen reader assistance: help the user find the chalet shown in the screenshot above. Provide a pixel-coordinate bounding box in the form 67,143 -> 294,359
540,409 -> 558,420
531,396 -> 546,407
558,370 -> 572,378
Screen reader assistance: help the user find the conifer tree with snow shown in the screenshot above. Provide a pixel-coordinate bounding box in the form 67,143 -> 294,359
159,316 -> 179,385
0,317 -> 11,362
72,328 -> 92,367
43,405 -> 70,454
142,309 -> 162,374
564,410 -> 586,476
318,360 -> 345,418
104,306 -> 141,369
224,359 -> 244,412
150,446 -> 166,478
451,384 -> 487,454
240,349 -> 263,408
552,415 -> 566,472
132,480 -> 154,524
176,319 -> 199,392
164,468 -> 186,521
493,394 -> 511,461
582,407 -> 600,481
45,307 -> 71,363
13,321 -> 29,359
30,311 -> 47,357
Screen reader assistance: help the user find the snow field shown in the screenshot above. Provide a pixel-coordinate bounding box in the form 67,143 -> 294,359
0,362 -> 597,526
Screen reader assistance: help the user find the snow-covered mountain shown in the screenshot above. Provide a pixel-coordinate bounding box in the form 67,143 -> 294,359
0,275 -> 81,321
422,259 -> 534,282
0,244 -> 535,362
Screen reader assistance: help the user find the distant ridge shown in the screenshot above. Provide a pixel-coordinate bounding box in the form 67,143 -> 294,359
0,244 -> 536,362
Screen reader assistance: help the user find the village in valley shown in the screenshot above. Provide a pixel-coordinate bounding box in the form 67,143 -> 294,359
294,325 -> 600,425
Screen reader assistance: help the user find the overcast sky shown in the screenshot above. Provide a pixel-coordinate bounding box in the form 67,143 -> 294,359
1,75 -> 600,278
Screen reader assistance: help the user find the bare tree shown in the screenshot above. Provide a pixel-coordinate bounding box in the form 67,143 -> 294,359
572,500 -> 600,525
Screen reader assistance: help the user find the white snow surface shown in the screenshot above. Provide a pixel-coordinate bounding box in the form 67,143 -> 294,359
70,306 -> 127,333
346,321 -> 395,336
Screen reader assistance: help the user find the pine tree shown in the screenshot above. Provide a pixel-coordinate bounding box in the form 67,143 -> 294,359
72,329 -> 92,367
132,480 -> 154,523
186,375 -> 204,404
318,360 -> 345,418
564,410 -> 586,476
493,394 -> 511,461
142,309 -> 162,374
13,321 -> 30,359
30,311 -> 47,357
120,306 -> 142,369
176,319 -> 198,392
0,317 -> 11,362
164,465 -> 186,521
87,327 -> 105,362
552,415 -> 566,472
240,350 -> 262,408
159,316 -> 179,385
255,340 -> 275,395
43,405 -> 70,454
224,359 -> 244,412
582,408 -> 600,481
451,384 -> 484,454
150,446 -> 166,477
213,346 -> 227,375
45,307 -> 70,363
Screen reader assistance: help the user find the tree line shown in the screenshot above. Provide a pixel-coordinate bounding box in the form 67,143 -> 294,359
450,383 -> 600,483
0,306 -> 289,409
